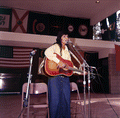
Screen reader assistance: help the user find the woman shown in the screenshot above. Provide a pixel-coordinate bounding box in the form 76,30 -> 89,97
44,31 -> 80,118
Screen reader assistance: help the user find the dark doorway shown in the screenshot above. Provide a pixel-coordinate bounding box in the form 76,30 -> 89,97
91,57 -> 109,93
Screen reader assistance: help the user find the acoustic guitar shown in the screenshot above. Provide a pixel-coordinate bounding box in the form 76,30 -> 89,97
44,53 -> 83,77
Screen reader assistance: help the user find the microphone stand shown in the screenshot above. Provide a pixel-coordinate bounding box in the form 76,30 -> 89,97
18,50 -> 36,118
25,54 -> 33,118
68,42 -> 91,118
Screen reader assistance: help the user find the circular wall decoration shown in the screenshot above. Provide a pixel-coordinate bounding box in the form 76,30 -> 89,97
78,24 -> 88,36
68,24 -> 74,32
36,23 -> 45,32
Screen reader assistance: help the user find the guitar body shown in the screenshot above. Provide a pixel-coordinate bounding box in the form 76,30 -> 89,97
44,53 -> 73,77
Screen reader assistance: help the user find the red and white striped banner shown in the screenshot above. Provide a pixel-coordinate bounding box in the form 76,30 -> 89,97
0,47 -> 33,68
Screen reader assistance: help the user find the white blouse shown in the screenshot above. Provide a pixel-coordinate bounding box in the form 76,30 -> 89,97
44,44 -> 71,63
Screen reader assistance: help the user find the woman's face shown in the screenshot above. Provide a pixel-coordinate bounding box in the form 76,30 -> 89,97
61,34 -> 69,45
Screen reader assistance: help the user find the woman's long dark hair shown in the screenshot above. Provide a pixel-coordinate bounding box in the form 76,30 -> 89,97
55,31 -> 69,55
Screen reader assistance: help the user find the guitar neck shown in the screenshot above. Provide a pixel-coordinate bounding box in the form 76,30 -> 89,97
68,67 -> 83,73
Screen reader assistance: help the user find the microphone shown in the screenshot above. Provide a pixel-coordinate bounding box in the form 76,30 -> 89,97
30,50 -> 37,56
68,39 -> 73,44
67,39 -> 73,44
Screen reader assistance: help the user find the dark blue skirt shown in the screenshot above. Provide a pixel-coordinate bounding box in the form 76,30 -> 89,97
48,75 -> 71,118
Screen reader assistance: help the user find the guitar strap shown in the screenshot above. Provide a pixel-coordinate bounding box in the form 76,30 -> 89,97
38,44 -> 57,75
38,56 -> 46,75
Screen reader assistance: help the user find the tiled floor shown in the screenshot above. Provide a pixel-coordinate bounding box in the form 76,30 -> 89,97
0,93 -> 120,118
